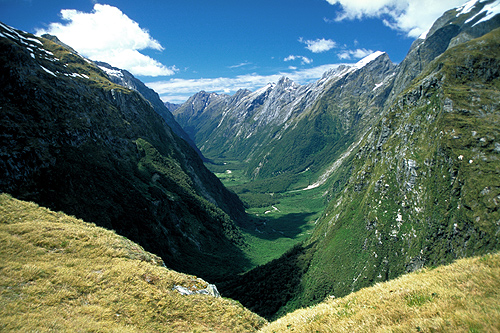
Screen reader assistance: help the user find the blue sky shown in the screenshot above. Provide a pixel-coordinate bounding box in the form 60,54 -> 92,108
1,0 -> 470,103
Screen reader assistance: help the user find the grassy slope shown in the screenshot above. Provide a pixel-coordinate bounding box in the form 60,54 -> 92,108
2,193 -> 499,332
260,252 -> 500,332
0,194 -> 266,332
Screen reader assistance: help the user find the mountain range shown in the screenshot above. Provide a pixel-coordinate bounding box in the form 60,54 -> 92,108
173,0 -> 500,318
0,0 -> 499,329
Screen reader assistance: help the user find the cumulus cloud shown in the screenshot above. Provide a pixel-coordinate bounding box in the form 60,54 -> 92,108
299,37 -> 337,53
337,48 -> 374,60
284,55 -> 313,64
146,63 -> 345,103
36,4 -> 176,76
324,0 -> 468,37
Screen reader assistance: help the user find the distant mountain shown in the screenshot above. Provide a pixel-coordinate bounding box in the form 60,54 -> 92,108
0,21 -> 249,280
179,0 -> 500,318
174,51 -> 396,192
164,101 -> 180,113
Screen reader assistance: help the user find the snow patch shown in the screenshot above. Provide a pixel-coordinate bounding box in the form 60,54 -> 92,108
418,28 -> 430,40
98,65 -> 124,78
373,81 -> 385,91
0,21 -> 42,46
456,0 -> 480,17
350,51 -> 385,71
468,1 -> 500,26
40,65 -> 57,77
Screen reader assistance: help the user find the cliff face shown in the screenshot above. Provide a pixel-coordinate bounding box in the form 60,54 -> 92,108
0,22 -> 249,280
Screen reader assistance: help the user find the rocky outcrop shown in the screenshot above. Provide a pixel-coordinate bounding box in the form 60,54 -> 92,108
173,283 -> 221,298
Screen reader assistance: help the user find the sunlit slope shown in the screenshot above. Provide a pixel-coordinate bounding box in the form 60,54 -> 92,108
0,194 -> 266,332
260,252 -> 500,332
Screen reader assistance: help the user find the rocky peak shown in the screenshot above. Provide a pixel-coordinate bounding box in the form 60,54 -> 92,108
393,0 -> 500,100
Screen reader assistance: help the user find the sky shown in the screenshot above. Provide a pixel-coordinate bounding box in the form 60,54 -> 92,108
1,0 -> 471,103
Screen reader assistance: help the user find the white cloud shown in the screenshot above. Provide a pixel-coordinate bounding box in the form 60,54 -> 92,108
299,37 -> 337,53
229,61 -> 252,69
284,55 -> 313,64
324,0 -> 468,37
146,63 -> 345,104
36,4 -> 176,76
337,48 -> 374,60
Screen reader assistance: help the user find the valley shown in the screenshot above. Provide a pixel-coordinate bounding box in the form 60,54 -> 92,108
208,159 -> 324,266
1,0 -> 500,331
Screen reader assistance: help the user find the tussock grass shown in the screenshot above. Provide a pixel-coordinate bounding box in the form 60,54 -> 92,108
260,253 -> 500,332
0,194 -> 265,332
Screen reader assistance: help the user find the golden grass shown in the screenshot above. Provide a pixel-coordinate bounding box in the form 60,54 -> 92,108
2,191 -> 499,332
0,193 -> 266,332
260,253 -> 500,332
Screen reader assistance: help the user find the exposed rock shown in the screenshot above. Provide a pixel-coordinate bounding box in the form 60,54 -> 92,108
173,283 -> 221,298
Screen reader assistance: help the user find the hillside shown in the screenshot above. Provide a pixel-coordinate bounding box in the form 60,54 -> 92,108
0,194 -> 265,332
1,193 -> 498,332
0,21 -> 249,281
259,252 -> 500,332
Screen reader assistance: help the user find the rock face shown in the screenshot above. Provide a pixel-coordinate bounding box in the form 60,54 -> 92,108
173,283 -> 221,297
0,21 -> 250,281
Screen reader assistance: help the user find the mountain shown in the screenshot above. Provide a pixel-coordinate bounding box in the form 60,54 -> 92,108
91,60 -> 204,159
173,52 -> 396,190
164,101 -> 180,113
0,21 -> 250,281
176,0 -> 500,318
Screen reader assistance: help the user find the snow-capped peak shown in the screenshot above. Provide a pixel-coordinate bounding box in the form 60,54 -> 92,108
350,51 -> 385,72
456,0 -> 481,17
466,0 -> 500,26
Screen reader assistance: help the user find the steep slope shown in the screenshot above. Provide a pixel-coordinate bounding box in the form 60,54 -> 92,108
91,60 -> 203,158
0,22 -> 249,281
0,194 -> 265,332
295,25 -> 500,310
221,0 -> 500,319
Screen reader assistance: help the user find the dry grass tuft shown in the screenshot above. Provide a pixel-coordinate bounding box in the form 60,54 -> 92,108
260,253 -> 500,332
0,193 -> 266,332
